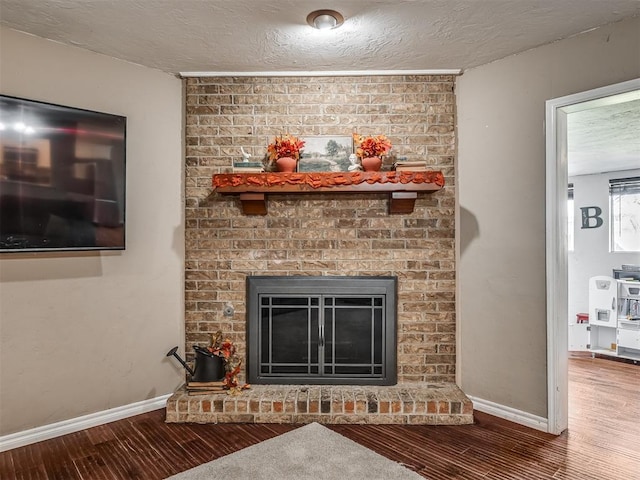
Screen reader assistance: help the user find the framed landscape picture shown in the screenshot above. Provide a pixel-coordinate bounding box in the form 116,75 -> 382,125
298,136 -> 353,172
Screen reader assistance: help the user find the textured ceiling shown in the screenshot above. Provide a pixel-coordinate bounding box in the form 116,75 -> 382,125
0,0 -> 639,74
568,96 -> 640,177
1,0 -> 638,175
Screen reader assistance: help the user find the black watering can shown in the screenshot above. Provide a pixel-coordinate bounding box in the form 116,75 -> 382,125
166,345 -> 225,382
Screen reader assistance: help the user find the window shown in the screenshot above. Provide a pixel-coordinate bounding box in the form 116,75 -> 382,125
610,177 -> 640,252
568,183 -> 574,251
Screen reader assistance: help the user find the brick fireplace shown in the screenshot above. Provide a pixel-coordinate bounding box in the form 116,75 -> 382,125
165,74 -> 472,425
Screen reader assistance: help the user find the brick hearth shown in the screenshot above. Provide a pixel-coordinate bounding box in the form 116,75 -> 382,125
165,384 -> 473,425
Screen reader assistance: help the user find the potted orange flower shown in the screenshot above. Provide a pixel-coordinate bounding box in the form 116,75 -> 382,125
353,134 -> 392,171
267,134 -> 305,172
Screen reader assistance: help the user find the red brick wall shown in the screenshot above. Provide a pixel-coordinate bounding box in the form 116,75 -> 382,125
184,75 -> 456,383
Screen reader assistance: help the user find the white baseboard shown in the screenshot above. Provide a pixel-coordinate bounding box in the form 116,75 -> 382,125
468,395 -> 549,433
0,394 -> 171,452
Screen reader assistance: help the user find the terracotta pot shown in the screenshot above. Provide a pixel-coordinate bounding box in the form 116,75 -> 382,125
276,156 -> 297,172
361,156 -> 382,172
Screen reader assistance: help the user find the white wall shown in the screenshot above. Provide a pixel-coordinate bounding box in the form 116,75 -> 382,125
569,169 -> 640,320
457,16 -> 640,418
0,27 -> 184,435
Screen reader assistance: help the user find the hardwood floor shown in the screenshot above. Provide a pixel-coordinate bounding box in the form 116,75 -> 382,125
1,356 -> 638,479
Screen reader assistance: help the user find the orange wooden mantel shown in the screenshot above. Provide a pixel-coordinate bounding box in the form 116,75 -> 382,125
212,170 -> 445,215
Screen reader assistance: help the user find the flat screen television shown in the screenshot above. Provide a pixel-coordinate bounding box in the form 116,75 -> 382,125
0,95 -> 126,252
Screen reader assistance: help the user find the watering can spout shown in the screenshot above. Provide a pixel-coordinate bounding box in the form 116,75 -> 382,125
166,346 -> 195,376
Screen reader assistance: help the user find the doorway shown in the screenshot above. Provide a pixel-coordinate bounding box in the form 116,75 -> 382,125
545,78 -> 640,434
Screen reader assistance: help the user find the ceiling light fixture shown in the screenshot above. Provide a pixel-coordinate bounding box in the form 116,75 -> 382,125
306,9 -> 344,30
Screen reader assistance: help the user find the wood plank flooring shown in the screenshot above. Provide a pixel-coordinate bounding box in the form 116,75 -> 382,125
1,356 -> 638,479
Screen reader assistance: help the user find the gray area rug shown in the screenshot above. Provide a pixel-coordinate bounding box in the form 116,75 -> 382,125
166,422 -> 423,480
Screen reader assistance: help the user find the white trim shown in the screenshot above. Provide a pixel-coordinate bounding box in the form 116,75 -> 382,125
468,395 -> 548,433
0,394 -> 171,452
544,78 -> 640,436
545,96 -> 569,435
179,69 -> 462,78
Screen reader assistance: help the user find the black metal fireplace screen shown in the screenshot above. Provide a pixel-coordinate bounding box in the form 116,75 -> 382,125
247,276 -> 397,385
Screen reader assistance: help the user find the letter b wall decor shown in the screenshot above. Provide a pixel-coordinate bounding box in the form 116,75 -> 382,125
580,206 -> 603,229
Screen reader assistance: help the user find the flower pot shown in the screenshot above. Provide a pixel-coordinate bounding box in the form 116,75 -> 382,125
361,156 -> 382,172
276,156 -> 297,173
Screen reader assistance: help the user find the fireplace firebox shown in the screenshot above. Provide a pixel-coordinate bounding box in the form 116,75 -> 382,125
247,276 -> 397,385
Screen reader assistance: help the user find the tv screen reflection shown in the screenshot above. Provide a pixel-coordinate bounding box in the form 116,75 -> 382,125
0,95 -> 126,252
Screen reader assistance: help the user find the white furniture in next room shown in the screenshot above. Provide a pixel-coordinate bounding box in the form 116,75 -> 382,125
576,275 -> 640,361
617,280 -> 640,358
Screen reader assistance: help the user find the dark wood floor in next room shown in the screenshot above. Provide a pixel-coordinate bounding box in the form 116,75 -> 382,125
1,356 -> 638,479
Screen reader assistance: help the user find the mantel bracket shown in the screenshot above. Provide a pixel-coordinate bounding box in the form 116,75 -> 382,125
239,193 -> 267,215
389,192 -> 418,214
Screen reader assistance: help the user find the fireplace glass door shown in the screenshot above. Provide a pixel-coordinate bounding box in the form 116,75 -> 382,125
248,276 -> 396,385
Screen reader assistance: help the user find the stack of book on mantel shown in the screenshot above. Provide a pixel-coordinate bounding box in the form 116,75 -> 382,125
186,381 -> 226,395
393,160 -> 429,172
232,161 -> 265,173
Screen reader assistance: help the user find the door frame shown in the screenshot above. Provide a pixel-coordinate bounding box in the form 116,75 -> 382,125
545,78 -> 640,435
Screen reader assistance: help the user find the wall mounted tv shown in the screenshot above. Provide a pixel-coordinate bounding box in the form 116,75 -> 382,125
0,95 -> 126,252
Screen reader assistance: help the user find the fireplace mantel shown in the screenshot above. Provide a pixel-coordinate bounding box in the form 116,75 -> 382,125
212,170 -> 445,215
